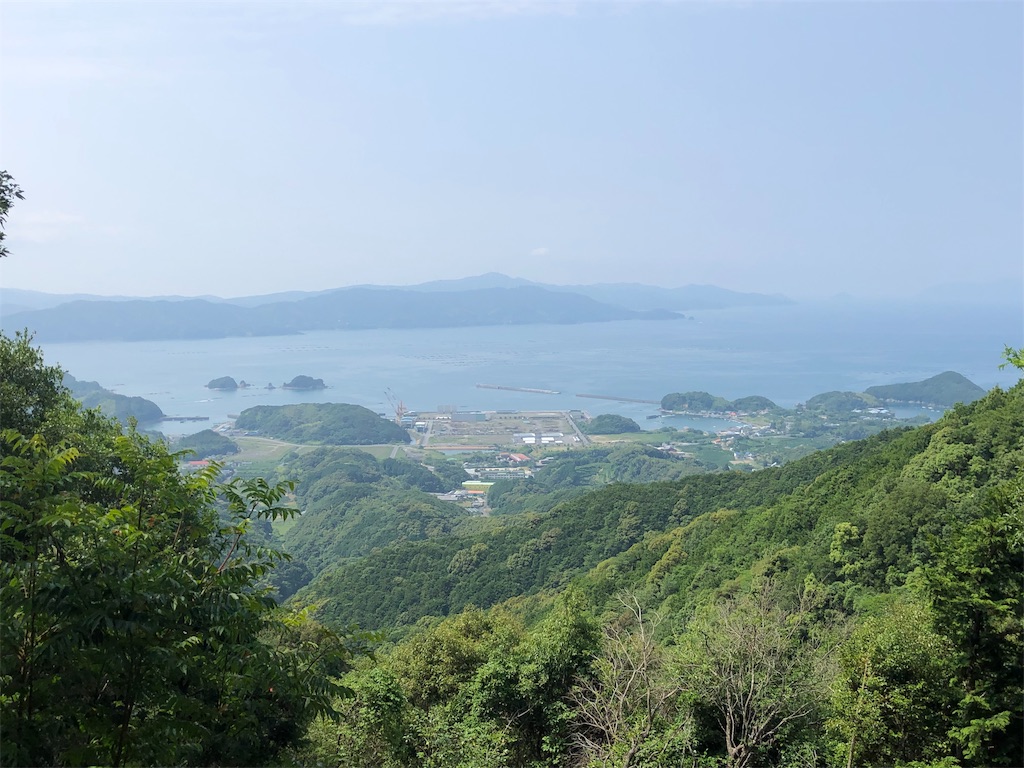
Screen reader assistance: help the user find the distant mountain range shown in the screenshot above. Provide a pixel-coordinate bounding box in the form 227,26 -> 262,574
0,275 -> 791,342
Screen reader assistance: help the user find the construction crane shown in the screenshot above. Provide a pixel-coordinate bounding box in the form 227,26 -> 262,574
384,387 -> 407,424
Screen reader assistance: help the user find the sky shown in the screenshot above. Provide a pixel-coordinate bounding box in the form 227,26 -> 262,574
0,0 -> 1021,300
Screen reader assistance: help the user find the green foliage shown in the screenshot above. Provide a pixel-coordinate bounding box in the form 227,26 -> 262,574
0,429 -> 357,766
428,458 -> 472,490
0,330 -> 74,440
235,402 -> 410,444
925,476 -> 1023,766
659,393 -> 778,417
472,590 -> 601,764
295,378 -> 1023,767
661,391 -> 778,413
174,428 -> 239,459
571,594 -> 693,767
302,464 -> 824,630
857,478 -> 952,588
829,596 -> 956,766
278,447 -> 468,575
488,443 -> 711,518
0,169 -> 24,258
804,390 -> 879,412
865,371 -> 985,406
676,580 -> 837,768
383,456 -> 450,492
1001,345 -> 1024,371
296,667 -> 415,768
581,413 -> 642,434
0,333 -> 363,766
360,593 -> 601,767
729,395 -> 779,412
661,390 -> 732,412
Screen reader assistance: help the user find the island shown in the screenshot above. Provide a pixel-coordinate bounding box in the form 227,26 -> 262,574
865,371 -> 985,407
234,403 -> 410,445
660,391 -> 779,414
206,376 -> 239,390
282,375 -> 326,390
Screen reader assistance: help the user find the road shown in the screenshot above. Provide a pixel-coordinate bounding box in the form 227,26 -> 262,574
563,411 -> 591,446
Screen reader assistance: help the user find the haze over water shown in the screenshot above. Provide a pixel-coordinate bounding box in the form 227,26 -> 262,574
41,302 -> 1021,438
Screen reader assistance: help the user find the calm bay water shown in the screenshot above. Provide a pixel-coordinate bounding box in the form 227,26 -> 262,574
39,302 -> 1022,438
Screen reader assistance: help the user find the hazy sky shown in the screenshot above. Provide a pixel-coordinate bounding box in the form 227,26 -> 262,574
1,0 -> 1021,299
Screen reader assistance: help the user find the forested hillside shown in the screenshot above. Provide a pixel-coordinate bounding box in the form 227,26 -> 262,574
276,448 -> 471,576
289,373 -> 1022,767
63,373 -> 164,423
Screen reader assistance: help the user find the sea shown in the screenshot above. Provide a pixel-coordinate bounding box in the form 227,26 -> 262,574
35,301 -> 1023,439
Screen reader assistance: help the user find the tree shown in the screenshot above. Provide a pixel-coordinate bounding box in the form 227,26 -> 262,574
676,579 -> 836,768
0,334 -> 361,766
828,597 -> 956,767
570,593 -> 691,768
0,330 -> 73,440
0,170 -> 24,258
454,590 -> 599,766
1001,345 -> 1024,372
925,477 -> 1024,767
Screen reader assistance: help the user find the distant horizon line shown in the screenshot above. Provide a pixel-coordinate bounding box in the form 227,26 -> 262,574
1,272 -> 1020,305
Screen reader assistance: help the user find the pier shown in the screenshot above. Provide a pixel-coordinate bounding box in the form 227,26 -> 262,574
575,393 -> 661,405
476,383 -> 561,395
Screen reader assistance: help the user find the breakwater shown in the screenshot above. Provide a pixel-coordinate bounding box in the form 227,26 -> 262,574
576,393 -> 661,405
477,383 -> 561,395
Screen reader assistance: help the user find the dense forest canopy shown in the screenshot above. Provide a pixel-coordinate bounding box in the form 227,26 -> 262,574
234,402 -> 410,445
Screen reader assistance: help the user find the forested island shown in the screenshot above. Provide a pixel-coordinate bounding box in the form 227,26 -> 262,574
660,372 -> 984,417
205,375 -> 325,391
4,330 -> 1021,768
282,375 -> 326,390
234,402 -> 410,444
207,376 -> 241,390
654,373 -> 987,449
865,370 -> 986,406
